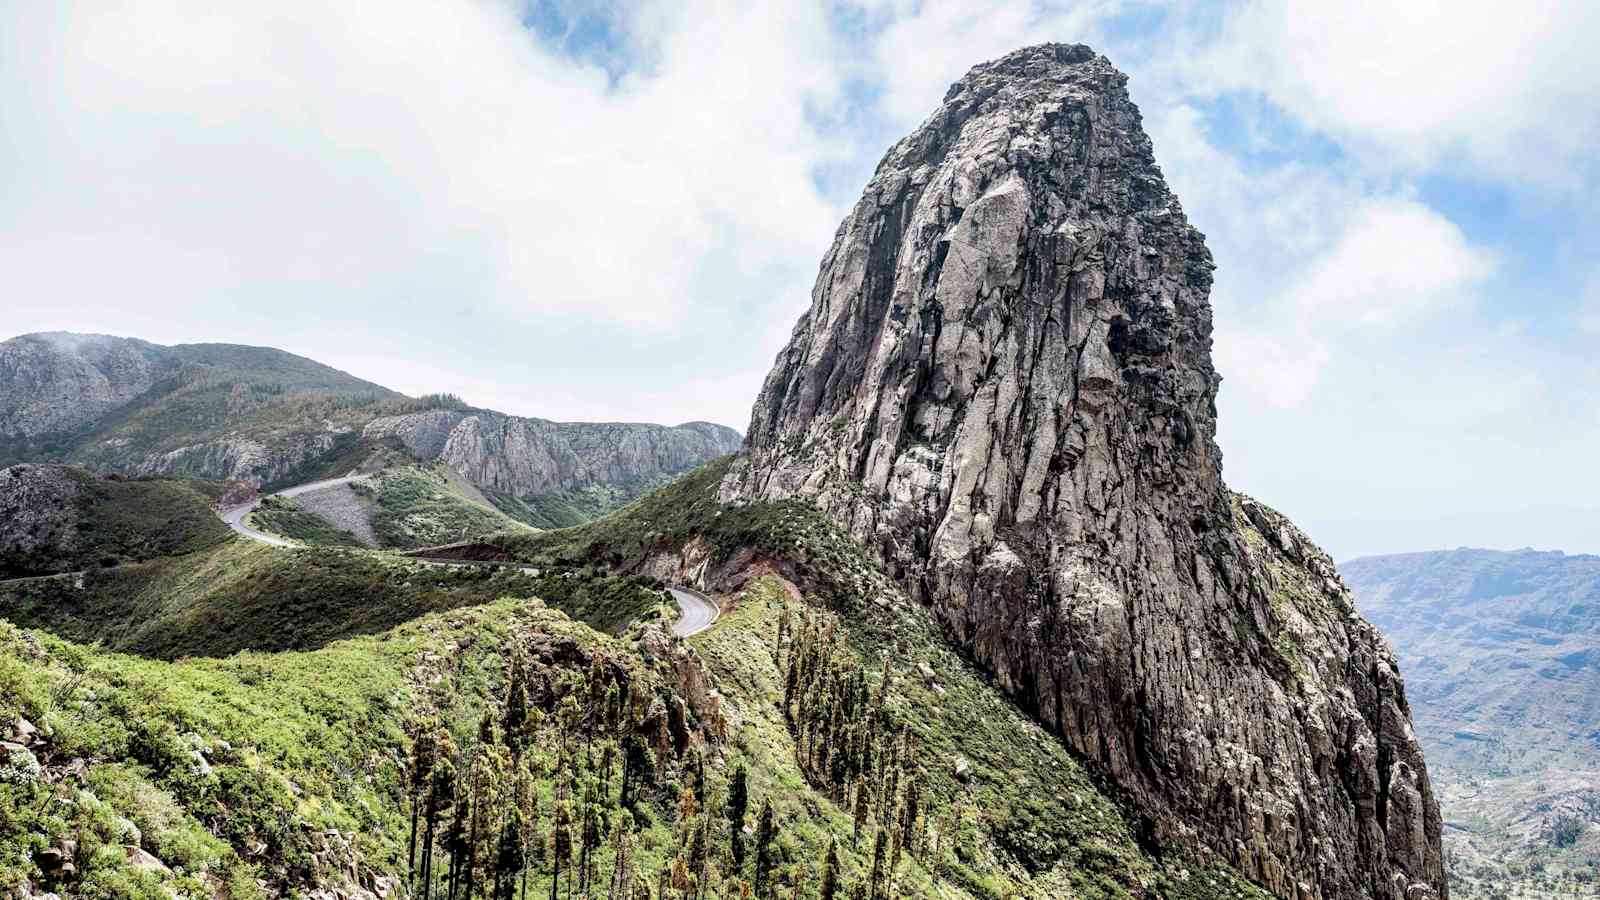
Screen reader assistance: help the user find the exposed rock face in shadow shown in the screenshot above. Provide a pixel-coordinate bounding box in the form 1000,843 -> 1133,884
722,43 -> 1444,900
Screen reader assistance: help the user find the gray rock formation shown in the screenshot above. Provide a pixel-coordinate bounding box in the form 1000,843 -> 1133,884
722,44 -> 1444,899
364,411 -> 741,498
0,333 -> 171,456
0,465 -> 83,575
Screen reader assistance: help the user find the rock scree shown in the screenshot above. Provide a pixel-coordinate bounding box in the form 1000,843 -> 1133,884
721,43 -> 1445,900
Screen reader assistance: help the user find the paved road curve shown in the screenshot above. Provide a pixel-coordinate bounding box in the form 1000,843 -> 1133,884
219,475 -> 368,547
219,477 -> 720,637
668,586 -> 720,638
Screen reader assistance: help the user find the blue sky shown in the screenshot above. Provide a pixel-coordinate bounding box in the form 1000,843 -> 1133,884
3,1 -> 1597,560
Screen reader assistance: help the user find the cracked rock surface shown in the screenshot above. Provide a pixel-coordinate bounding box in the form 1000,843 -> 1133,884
723,43 -> 1444,900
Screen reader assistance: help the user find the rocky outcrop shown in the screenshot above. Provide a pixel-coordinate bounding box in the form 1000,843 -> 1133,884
0,465 -> 84,577
132,432 -> 344,485
364,411 -> 742,499
722,44 -> 1444,899
0,333 -> 172,456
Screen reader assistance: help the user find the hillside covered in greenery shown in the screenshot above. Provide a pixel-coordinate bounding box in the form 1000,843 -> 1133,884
0,457 -> 1274,899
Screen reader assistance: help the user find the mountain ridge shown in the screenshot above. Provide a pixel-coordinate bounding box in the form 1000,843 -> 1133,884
0,331 -> 742,524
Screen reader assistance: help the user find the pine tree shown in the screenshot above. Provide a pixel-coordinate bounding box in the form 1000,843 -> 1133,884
688,818 -> 709,900
621,733 -> 654,809
899,775 -> 920,861
552,802 -> 573,900
819,838 -> 840,900
422,747 -> 458,900
504,649 -> 530,755
851,777 -> 869,848
409,724 -> 440,883
867,829 -> 887,900
580,781 -> 606,894
727,763 -> 750,871
607,809 -> 635,900
495,806 -> 526,900
753,801 -> 776,898
465,713 -> 504,900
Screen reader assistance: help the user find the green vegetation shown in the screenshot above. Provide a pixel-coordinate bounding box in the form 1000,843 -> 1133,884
0,594 -> 702,899
367,465 -> 532,549
248,495 -> 365,548
486,476 -> 677,530
489,457 -> 879,610
0,540 -> 664,657
0,470 -> 232,579
481,458 -> 1273,898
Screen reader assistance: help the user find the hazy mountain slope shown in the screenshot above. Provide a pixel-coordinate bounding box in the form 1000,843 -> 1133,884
720,44 -> 1443,899
0,333 -> 171,463
0,464 -> 231,578
1343,548 -> 1600,896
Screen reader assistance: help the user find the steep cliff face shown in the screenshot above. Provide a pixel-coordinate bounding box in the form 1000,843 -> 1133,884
364,410 -> 742,498
723,44 -> 1444,899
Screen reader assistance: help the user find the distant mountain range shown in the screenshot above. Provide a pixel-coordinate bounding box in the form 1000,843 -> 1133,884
0,331 -> 741,526
1343,548 -> 1600,896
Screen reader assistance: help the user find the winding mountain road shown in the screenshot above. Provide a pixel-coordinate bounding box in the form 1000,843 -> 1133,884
667,587 -> 719,638
219,475 -> 367,547
218,477 -> 720,636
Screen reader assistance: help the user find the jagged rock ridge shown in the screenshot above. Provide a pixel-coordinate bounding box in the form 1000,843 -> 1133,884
364,410 -> 741,499
723,44 -> 1445,899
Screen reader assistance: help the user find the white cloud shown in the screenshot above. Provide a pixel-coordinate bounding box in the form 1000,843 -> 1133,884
0,0 -> 849,331
1288,199 -> 1495,329
1194,0 -> 1600,182
1,0 -> 1596,557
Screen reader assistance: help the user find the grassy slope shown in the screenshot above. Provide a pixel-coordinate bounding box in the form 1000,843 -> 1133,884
0,597 -> 689,900
486,475 -> 678,530
249,465 -> 537,551
0,540 -> 664,657
0,456 -> 1274,899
